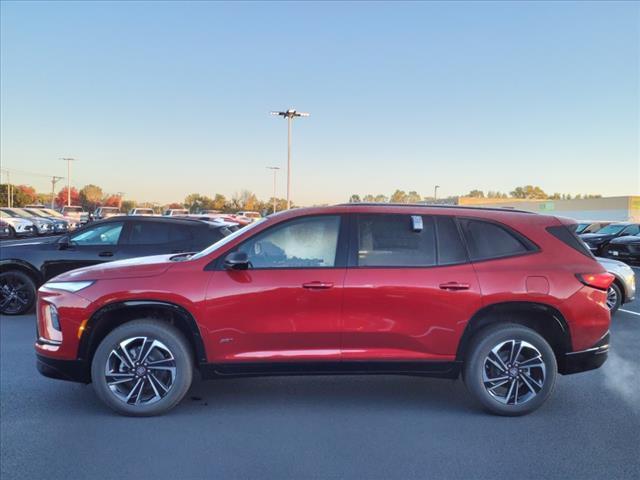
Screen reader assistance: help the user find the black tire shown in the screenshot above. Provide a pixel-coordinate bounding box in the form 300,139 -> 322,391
91,319 -> 193,416
0,270 -> 37,315
463,323 -> 557,416
6,226 -> 16,239
607,283 -> 622,315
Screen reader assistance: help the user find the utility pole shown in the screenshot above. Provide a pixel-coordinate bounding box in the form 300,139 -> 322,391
50,176 -> 64,208
266,167 -> 280,214
434,185 -> 440,202
270,109 -> 309,209
60,158 -> 78,206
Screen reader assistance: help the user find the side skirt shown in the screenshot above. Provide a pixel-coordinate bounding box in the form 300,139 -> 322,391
199,360 -> 462,380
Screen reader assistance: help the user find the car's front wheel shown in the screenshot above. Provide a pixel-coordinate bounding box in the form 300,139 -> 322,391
91,320 -> 193,416
463,324 -> 557,416
0,270 -> 36,315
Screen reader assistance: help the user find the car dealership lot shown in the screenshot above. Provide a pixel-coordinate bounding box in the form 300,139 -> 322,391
1,270 -> 639,480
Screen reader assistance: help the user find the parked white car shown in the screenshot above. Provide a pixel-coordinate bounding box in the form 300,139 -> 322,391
0,211 -> 37,237
94,206 -> 124,220
60,206 -> 89,226
128,208 -> 156,216
598,257 -> 636,315
163,209 -> 189,216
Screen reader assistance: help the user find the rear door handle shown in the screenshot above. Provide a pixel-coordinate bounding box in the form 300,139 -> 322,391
98,251 -> 114,257
439,282 -> 470,291
302,281 -> 334,289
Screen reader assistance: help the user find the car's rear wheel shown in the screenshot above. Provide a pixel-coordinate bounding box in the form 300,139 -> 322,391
463,324 -> 557,416
0,270 -> 36,315
91,320 -> 193,416
606,283 -> 622,315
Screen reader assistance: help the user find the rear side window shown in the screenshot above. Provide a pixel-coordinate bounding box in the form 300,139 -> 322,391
460,219 -> 533,261
436,217 -> 467,265
547,224 -> 594,258
356,214 -> 436,267
127,222 -> 171,245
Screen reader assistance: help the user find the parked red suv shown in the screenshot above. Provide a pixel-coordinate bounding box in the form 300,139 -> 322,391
35,205 -> 613,416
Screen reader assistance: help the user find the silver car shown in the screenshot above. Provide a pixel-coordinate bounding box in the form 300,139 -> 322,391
598,257 -> 636,314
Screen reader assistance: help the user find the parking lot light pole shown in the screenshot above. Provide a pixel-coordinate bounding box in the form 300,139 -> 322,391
266,166 -> 280,213
270,109 -> 309,209
50,176 -> 64,208
60,158 -> 78,206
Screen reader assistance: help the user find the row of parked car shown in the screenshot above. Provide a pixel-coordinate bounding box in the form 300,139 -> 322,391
576,221 -> 639,264
0,204 -> 263,239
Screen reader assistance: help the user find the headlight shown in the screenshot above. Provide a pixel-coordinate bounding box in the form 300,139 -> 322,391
43,281 -> 94,292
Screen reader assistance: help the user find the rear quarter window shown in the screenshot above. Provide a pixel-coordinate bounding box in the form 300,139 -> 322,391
460,219 -> 535,261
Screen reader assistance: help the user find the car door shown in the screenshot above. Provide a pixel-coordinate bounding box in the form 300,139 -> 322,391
203,214 -> 347,365
41,221 -> 126,280
342,214 -> 482,362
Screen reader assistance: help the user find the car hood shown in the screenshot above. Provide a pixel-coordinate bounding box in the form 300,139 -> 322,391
1,217 -> 33,226
53,254 -> 175,281
0,236 -> 60,253
580,233 -> 614,242
609,236 -> 640,245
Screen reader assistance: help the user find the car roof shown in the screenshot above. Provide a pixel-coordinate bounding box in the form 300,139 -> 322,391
97,215 -> 218,227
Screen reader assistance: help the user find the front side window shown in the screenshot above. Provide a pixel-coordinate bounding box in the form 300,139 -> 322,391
237,216 -> 341,269
356,214 -> 436,267
461,219 -> 532,261
621,225 -> 640,236
70,222 -> 124,246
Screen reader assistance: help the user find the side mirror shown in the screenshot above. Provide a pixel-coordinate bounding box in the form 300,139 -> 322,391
58,236 -> 70,250
224,251 -> 250,270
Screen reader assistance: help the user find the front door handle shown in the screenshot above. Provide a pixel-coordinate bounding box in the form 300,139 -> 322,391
98,251 -> 114,257
439,282 -> 470,291
302,281 -> 334,289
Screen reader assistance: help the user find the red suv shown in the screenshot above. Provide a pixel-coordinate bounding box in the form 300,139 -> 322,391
35,205 -> 613,416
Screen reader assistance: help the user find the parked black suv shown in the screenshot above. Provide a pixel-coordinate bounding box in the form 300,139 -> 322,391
579,223 -> 640,256
0,216 -> 234,315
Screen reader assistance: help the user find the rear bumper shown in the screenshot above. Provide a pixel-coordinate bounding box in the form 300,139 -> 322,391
36,354 -> 90,383
559,331 -> 609,375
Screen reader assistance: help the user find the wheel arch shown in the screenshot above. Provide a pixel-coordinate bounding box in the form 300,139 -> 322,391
0,259 -> 43,286
78,300 -> 207,367
456,301 -> 572,363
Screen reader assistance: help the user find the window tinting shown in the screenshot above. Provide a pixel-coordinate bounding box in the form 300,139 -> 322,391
436,216 -> 467,265
357,215 -> 436,267
622,225 -> 640,236
237,216 -> 341,268
70,222 -> 123,246
461,219 -> 530,261
127,222 -> 171,245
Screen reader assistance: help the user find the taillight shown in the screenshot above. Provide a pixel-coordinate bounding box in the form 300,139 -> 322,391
576,273 -> 615,291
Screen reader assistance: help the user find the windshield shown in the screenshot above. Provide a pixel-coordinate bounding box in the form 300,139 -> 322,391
63,207 -> 83,213
100,207 -> 119,213
190,218 -> 266,260
8,209 -> 32,218
594,224 -> 625,235
24,209 -> 48,218
42,209 -> 64,218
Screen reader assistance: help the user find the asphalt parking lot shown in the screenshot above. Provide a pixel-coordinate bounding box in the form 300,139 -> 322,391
1,271 -> 639,480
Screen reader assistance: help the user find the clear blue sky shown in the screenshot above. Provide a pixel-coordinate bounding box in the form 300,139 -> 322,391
1,1 -> 638,205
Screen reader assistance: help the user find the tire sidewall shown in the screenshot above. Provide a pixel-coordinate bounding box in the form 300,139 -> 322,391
0,270 -> 36,315
463,324 -> 557,416
608,283 -> 622,315
91,320 -> 193,416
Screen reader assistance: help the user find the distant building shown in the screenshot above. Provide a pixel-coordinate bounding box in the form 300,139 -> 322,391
458,196 -> 640,221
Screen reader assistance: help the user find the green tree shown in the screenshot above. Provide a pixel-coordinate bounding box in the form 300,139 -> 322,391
349,194 -> 361,203
121,200 -> 136,212
374,194 -> 388,203
362,194 -> 376,202
79,184 -> 104,210
407,191 -> 421,203
390,190 -> 408,203
212,194 -> 226,210
467,189 -> 485,198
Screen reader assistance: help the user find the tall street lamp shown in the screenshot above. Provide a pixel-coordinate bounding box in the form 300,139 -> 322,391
266,166 -> 280,214
60,158 -> 78,206
270,109 -> 309,209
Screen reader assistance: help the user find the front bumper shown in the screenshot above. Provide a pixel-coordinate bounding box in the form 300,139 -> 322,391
36,353 -> 90,383
559,331 -> 609,375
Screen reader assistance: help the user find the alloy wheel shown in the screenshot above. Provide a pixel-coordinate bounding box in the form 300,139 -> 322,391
606,287 -> 618,311
0,273 -> 34,315
105,337 -> 177,406
482,339 -> 546,406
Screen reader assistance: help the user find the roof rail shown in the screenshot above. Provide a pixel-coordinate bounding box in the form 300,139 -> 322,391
336,203 -> 537,215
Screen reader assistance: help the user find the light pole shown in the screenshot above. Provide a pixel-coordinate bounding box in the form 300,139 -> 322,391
60,158 -> 78,206
266,166 -> 280,214
270,109 -> 309,209
50,176 -> 64,208
434,185 -> 440,202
